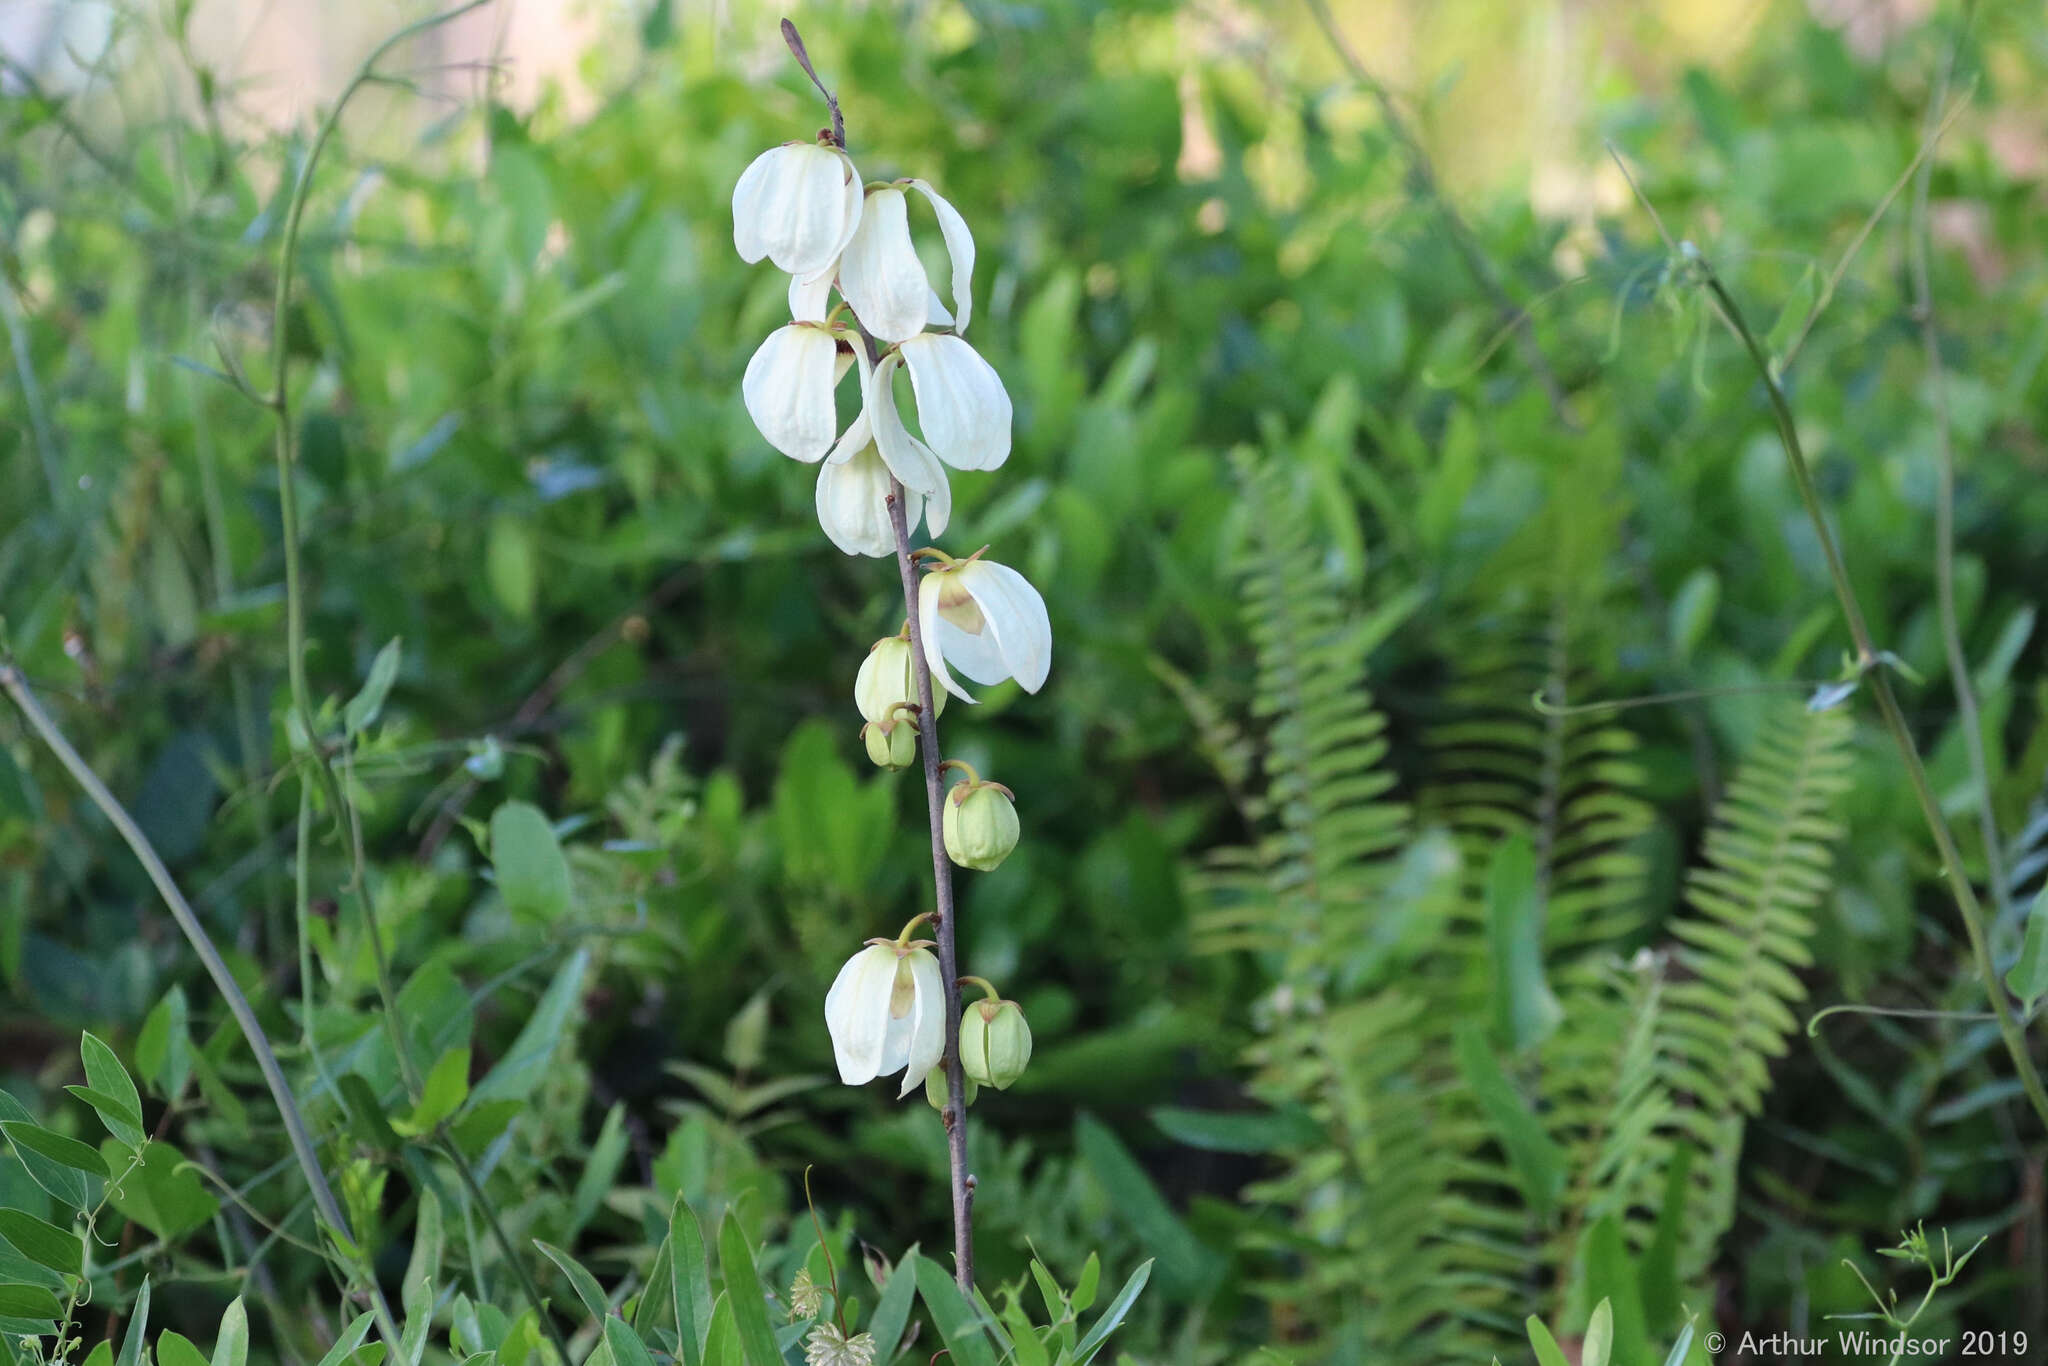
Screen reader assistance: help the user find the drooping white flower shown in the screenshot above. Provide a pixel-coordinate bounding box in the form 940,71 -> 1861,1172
860,349 -> 949,496
816,431 -> 949,557
895,334 -> 1011,471
917,556 -> 1051,701
824,940 -> 945,1097
732,142 -> 863,277
837,181 -> 976,343
742,323 -> 844,462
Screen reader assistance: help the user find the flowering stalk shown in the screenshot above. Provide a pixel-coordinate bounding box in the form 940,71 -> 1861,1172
886,479 -> 976,1288
735,21 -> 1051,1300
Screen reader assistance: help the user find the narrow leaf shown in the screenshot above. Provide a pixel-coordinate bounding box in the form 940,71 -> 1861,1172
715,1213 -> 782,1366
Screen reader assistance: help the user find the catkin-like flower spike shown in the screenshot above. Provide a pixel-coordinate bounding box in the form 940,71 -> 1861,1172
732,142 -> 863,277
896,334 -> 1011,471
918,556 -> 1052,701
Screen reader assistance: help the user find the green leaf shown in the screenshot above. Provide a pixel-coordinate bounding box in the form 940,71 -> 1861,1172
101,1140 -> 218,1239
1640,1143 -> 1692,1332
79,1033 -> 146,1151
113,1277 -> 151,1366
0,1207 -> 83,1277
211,1298 -> 250,1366
702,1293 -> 741,1366
1486,836 -> 1561,1053
486,515 -> 538,620
867,1248 -> 917,1362
668,1196 -> 713,1366
1452,1025 -> 1565,1221
401,1188 -> 444,1366
345,638 -> 403,735
134,985 -> 189,1100
1071,1260 -> 1151,1364
472,948 -> 588,1104
1667,568 -> 1720,666
1072,1251 -> 1100,1311
491,802 -> 572,922
534,1240 -> 607,1322
63,1089 -> 144,1153
1582,1298 -> 1614,1366
2,1122 -> 111,1178
0,1096 -> 91,1208
715,1212 -> 781,1366
0,1283 -> 63,1319
569,1103 -> 629,1239
1147,1104 -> 1321,1153
1074,1115 -> 1222,1298
312,1313 -> 378,1366
2005,888 -> 2048,1005
911,1255 -> 999,1366
602,1318 -> 657,1366
1662,1321 -> 1698,1366
1582,1218 -> 1648,1366
336,1073 -> 402,1151
1525,1315 -> 1571,1366
393,1047 -> 471,1137
157,1332 -> 207,1366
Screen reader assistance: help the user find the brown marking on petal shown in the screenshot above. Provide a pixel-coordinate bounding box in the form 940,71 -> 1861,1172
889,959 -> 917,1019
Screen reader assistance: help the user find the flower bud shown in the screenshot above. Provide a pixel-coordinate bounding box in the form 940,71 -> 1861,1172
924,1065 -> 978,1112
942,780 -> 1018,871
959,999 -> 1031,1090
855,635 -> 944,725
861,719 -> 916,771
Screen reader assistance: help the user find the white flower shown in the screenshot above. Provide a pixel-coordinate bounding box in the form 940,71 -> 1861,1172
804,1325 -> 876,1366
824,941 -> 945,1097
732,142 -> 863,277
742,323 -> 845,463
895,334 -> 1011,471
860,348 -> 949,496
837,180 -> 976,343
917,557 -> 1051,701
816,433 -> 949,557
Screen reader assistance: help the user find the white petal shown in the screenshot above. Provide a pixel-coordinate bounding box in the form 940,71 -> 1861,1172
865,351 -> 948,495
907,179 -> 975,334
790,268 -> 835,323
742,324 -> 840,462
960,560 -> 1052,692
926,288 -> 955,329
731,144 -> 862,277
919,572 -> 979,704
898,948 -> 946,1098
816,445 -> 906,558
874,957 -> 917,1079
838,187 -> 930,343
823,944 -> 899,1086
897,334 -> 1011,471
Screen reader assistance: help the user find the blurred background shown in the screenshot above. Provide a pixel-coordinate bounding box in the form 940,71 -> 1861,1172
3,0 -> 2047,1362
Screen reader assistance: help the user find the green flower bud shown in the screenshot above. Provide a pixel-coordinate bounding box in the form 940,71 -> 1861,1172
959,998 -> 1031,1090
855,634 -> 944,725
924,1065 -> 978,1112
942,779 -> 1018,871
861,719 -> 917,771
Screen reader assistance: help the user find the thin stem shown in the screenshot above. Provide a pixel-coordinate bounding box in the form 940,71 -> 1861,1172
1302,0 -> 1578,430
436,1135 -> 576,1365
888,480 -> 976,1293
0,663 -> 405,1352
1693,263 -> 2048,1133
1909,1 -> 2007,919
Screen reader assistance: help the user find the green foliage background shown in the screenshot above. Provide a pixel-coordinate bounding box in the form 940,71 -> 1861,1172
2,0 -> 2047,1361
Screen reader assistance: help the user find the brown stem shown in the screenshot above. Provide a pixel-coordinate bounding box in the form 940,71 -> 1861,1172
886,481 -> 976,1293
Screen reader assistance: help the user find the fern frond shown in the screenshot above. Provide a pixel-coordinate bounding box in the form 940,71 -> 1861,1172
1655,702 -> 1855,1277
